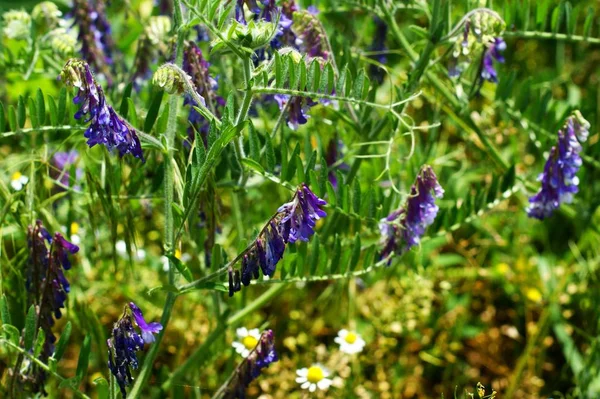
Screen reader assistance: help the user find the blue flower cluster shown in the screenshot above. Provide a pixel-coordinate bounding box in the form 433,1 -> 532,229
527,111 -> 590,219
107,302 -> 163,398
379,166 -> 444,260
230,184 -> 327,296
481,37 -> 506,83
61,59 -> 144,161
25,220 -> 79,393
223,330 -> 278,399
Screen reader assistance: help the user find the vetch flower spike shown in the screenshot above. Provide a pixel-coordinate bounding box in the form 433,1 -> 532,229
221,329 -> 278,399
527,111 -> 590,219
107,302 -> 163,397
22,220 -> 79,394
379,165 -> 444,260
60,59 -> 144,161
229,184 -> 327,296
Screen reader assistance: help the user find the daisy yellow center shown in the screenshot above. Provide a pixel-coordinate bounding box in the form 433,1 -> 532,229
307,366 -> 324,383
242,335 -> 258,350
344,332 -> 357,344
71,222 -> 80,235
11,171 -> 22,181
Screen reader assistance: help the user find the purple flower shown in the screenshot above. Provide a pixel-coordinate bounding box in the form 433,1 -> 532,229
379,166 -> 444,260
278,183 -> 327,243
52,150 -> 82,188
236,0 -> 261,23
72,0 -> 116,85
222,330 -> 278,399
61,59 -> 144,161
128,302 -> 163,343
480,37 -> 506,83
24,221 -> 79,393
527,112 -> 590,219
183,42 -> 224,144
368,16 -> 388,84
231,184 -> 327,296
274,94 -> 316,130
294,10 -> 328,60
108,302 -> 163,397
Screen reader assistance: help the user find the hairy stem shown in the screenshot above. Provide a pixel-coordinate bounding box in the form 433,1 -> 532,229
127,1 -> 184,397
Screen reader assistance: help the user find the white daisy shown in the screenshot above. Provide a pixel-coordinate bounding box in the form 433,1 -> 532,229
69,222 -> 82,245
115,240 -> 128,256
334,329 -> 366,354
231,327 -> 261,358
10,172 -> 28,191
296,364 -> 333,392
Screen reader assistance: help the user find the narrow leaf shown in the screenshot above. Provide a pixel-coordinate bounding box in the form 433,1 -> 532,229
76,334 -> 92,382
24,305 -> 37,350
53,321 -> 72,361
36,89 -> 46,125
144,89 -> 164,132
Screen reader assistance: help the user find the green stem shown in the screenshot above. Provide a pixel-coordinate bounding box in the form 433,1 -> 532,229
1,339 -> 92,399
162,284 -> 286,390
503,30 -> 600,45
127,1 -> 184,397
382,4 -> 509,171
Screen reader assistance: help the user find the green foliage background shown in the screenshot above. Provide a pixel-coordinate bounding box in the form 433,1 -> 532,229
2,0 -> 600,398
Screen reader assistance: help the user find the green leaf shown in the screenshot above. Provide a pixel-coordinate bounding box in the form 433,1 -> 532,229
48,95 -> 58,126
286,144 -> 300,182
309,235 -> 320,275
248,122 -> 260,161
352,69 -> 366,99
329,234 -> 341,274
336,68 -> 348,98
295,155 -> 306,184
28,97 -> 39,128
57,87 -> 67,124
24,305 -> 37,350
120,82 -> 133,118
281,141 -> 289,181
148,284 -> 181,295
36,89 -> 46,125
326,181 -> 337,207
309,59 -> 321,92
33,328 -> 46,357
348,233 -> 361,272
76,334 -> 92,382
1,294 -> 11,324
304,150 -> 317,178
17,96 -> 26,128
2,324 -> 20,346
288,55 -> 298,90
0,102 -> 5,132
275,51 -> 283,88
352,180 -> 361,213
144,89 -> 164,132
318,156 -> 328,197
127,98 -> 138,127
53,321 -> 72,361
242,158 -> 265,174
583,7 -> 594,37
167,254 -> 194,282
94,377 -> 110,399
299,57 -> 308,90
8,105 -> 17,132
265,134 -> 276,171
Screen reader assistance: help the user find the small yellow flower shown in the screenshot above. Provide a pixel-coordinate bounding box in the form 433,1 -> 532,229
526,287 -> 543,303
232,327 -> 261,358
